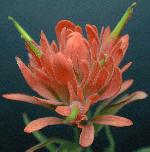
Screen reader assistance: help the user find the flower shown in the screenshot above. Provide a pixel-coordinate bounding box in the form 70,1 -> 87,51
2,3 -> 148,148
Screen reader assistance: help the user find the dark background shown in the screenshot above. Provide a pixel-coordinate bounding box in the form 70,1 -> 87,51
0,0 -> 150,152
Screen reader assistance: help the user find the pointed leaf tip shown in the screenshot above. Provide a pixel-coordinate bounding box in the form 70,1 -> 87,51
131,2 -> 137,8
110,2 -> 137,39
23,113 -> 29,125
8,16 -> 32,41
8,16 -> 42,57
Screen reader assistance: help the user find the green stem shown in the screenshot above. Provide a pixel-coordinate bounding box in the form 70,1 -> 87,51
104,126 -> 115,152
73,127 -> 80,143
85,147 -> 94,152
23,113 -> 56,152
93,101 -> 108,118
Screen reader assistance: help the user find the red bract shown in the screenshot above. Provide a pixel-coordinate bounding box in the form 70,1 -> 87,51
3,3 -> 148,148
3,20 -> 125,106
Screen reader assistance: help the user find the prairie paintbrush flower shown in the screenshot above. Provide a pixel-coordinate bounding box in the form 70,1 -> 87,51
2,2 -> 148,148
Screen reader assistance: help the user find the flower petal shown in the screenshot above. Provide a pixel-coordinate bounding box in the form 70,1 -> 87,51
90,68 -> 108,95
85,61 -> 100,89
111,48 -> 124,65
120,34 -> 129,55
75,25 -> 83,34
121,62 -> 132,73
2,93 -> 61,109
87,93 -> 101,104
2,93 -> 34,103
119,79 -> 134,95
90,39 -> 99,61
79,124 -> 94,147
64,32 -> 90,75
55,20 -> 75,43
33,97 -> 62,106
24,117 -> 63,133
85,56 -> 114,97
104,79 -> 134,104
99,67 -> 122,100
93,115 -> 133,127
101,26 -> 111,48
40,31 -> 53,55
80,60 -> 90,88
77,85 -> 84,103
55,106 -> 71,116
52,52 -> 77,87
111,35 -> 129,65
51,40 -> 58,52
100,91 -> 148,115
67,82 -> 77,102
16,57 -> 53,99
86,24 -> 99,45
59,27 -> 67,50
30,65 -> 69,101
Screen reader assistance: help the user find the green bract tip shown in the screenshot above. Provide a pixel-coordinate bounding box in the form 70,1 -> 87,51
8,16 -> 42,57
64,106 -> 79,124
8,16 -> 32,41
110,2 -> 137,39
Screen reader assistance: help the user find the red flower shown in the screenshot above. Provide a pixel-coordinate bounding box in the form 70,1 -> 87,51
3,3 -> 148,147
3,20 -> 125,106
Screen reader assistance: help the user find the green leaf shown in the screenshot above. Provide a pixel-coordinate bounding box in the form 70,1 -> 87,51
8,16 -> 32,41
23,114 -> 82,152
59,149 -> 68,152
58,144 -> 82,152
85,147 -> 94,152
110,2 -> 137,39
8,16 -> 42,57
93,100 -> 110,118
26,138 -> 53,152
25,137 -> 81,152
73,127 -> 79,143
95,91 -> 147,134
99,91 -> 147,115
135,147 -> 150,152
23,113 -> 56,152
104,126 -> 115,152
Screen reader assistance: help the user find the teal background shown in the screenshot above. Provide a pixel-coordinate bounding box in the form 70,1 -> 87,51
0,0 -> 150,151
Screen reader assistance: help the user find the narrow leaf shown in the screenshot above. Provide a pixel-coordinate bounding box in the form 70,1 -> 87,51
85,148 -> 94,152
23,113 -> 56,152
100,91 -> 148,115
135,147 -> 150,152
25,137 -> 80,152
8,16 -> 42,57
110,2 -> 137,39
94,91 -> 147,134
8,16 -> 32,41
26,139 -> 52,152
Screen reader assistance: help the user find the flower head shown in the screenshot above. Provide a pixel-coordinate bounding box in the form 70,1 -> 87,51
3,2 -> 148,148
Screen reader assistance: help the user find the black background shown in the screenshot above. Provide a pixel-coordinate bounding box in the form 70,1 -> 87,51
0,0 -> 150,152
